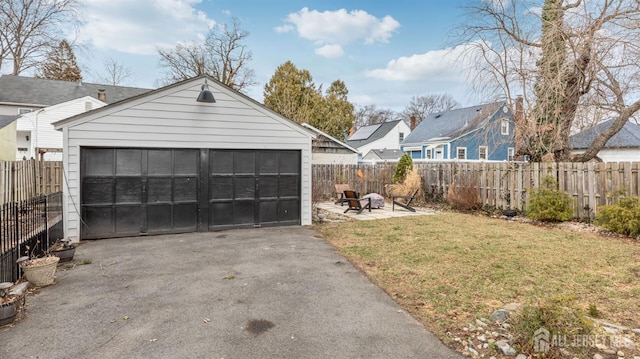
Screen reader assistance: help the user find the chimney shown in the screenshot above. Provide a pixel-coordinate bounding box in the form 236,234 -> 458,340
97,89 -> 106,102
410,115 -> 416,131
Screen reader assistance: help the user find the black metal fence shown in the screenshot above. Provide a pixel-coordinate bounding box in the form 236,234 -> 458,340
1,192 -> 63,283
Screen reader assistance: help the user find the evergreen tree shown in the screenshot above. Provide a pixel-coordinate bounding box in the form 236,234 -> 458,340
37,40 -> 82,82
263,61 -> 321,124
312,80 -> 355,141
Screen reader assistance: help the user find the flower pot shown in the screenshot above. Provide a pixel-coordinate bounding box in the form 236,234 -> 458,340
0,300 -> 18,326
52,245 -> 76,262
20,257 -> 60,287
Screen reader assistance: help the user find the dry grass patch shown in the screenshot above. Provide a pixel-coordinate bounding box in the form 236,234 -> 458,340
316,212 -> 640,343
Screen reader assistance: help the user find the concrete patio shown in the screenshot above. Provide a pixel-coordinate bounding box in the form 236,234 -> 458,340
317,201 -> 438,221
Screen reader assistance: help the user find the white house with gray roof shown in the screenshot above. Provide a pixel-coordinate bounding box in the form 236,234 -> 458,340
570,119 -> 640,162
0,75 -> 151,116
346,120 -> 411,159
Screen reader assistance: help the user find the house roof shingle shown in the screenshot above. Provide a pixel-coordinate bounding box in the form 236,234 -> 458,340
402,102 -> 505,145
0,115 -> 18,129
570,119 -> 640,149
346,120 -> 403,148
0,75 -> 152,106
364,148 -> 404,160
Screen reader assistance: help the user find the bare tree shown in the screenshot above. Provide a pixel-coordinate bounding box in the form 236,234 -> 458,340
354,105 -> 400,129
158,18 -> 256,93
458,0 -> 640,162
0,0 -> 79,75
100,57 -> 133,85
402,94 -> 459,126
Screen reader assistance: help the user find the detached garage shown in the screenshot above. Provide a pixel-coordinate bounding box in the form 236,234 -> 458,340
54,75 -> 314,241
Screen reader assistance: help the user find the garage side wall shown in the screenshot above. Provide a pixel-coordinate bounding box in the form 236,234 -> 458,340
60,82 -> 312,242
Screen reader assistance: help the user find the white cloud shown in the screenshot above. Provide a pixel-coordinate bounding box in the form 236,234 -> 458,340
78,0 -> 214,55
365,43 -> 475,81
315,44 -> 344,58
278,7 -> 399,57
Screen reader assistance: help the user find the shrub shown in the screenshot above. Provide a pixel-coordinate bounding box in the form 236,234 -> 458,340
595,196 -> 640,238
447,179 -> 480,210
510,296 -> 593,356
393,154 -> 413,184
526,176 -> 573,222
388,168 -> 423,203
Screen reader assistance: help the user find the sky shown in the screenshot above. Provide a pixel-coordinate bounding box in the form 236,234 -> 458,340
69,0 -> 475,111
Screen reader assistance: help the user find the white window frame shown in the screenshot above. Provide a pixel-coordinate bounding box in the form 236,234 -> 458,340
425,148 -> 432,159
457,147 -> 467,160
501,118 -> 509,135
399,132 -> 404,142
508,147 -> 515,161
479,146 -> 488,160
18,108 -> 33,115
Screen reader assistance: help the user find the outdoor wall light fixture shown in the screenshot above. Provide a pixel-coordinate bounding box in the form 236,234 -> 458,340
196,79 -> 216,103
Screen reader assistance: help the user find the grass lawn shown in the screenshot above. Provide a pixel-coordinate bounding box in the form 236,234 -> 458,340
316,212 -> 640,345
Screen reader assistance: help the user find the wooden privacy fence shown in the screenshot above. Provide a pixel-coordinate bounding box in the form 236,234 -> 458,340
313,161 -> 640,219
0,160 -> 62,204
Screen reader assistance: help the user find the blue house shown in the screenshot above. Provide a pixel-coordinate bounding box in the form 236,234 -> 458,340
401,102 -> 516,161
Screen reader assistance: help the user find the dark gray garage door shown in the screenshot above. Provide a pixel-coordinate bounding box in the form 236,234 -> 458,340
81,148 -> 300,239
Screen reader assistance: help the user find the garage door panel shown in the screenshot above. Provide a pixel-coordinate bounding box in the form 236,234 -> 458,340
279,151 -> 300,173
211,151 -> 233,174
258,152 -> 278,174
147,205 -> 172,230
279,200 -> 300,222
279,175 -> 299,197
210,177 -> 233,200
173,203 -> 198,229
115,206 -> 142,233
233,201 -> 255,225
148,178 -> 172,202
82,207 -> 114,237
85,149 -> 114,176
116,149 -> 142,175
259,201 -> 278,223
235,177 -> 255,199
210,202 -> 234,226
115,178 -> 141,203
148,150 -> 172,175
234,151 -> 255,174
174,150 -> 198,175
82,178 -> 113,204
259,176 -> 278,198
174,177 -> 197,201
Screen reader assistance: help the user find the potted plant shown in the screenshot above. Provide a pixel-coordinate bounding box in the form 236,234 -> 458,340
50,239 -> 76,262
0,282 -> 18,326
17,255 -> 60,287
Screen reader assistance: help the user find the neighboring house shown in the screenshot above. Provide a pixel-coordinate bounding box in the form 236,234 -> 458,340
401,102 -> 516,161
346,120 -> 411,158
54,75 -> 314,242
0,75 -> 151,116
570,119 -> 640,162
16,96 -> 107,161
302,123 -> 358,165
362,148 -> 404,162
0,115 -> 18,161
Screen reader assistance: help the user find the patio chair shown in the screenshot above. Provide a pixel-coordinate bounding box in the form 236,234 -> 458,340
343,190 -> 371,214
392,189 -> 419,212
334,184 -> 352,206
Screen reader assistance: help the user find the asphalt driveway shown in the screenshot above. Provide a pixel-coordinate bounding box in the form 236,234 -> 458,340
1,226 -> 462,359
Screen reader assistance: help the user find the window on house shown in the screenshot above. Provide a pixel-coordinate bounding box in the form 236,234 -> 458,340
19,108 -> 33,115
399,132 -> 404,142
501,118 -> 509,135
479,146 -> 488,160
457,147 -> 467,160
425,149 -> 432,159
508,147 -> 515,161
